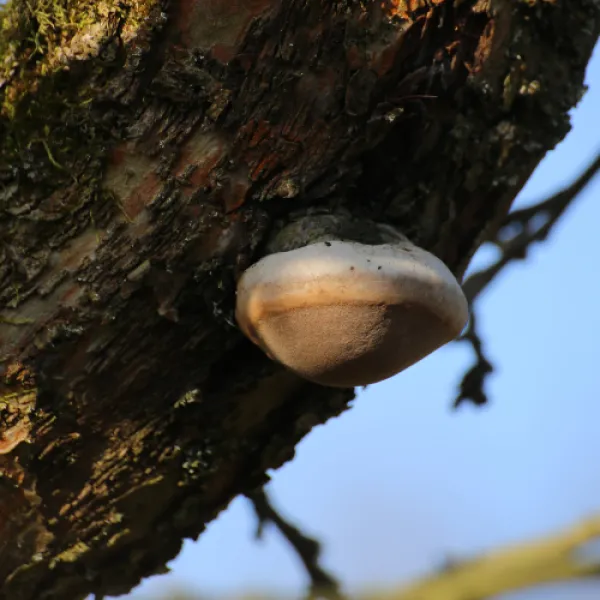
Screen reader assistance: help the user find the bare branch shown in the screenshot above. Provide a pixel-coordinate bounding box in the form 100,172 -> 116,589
246,489 -> 345,600
453,311 -> 493,408
144,515 -> 600,599
463,151 -> 600,304
376,515 -> 600,600
454,151 -> 600,408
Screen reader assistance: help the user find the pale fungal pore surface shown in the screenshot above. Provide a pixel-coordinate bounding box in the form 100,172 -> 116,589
236,239 -> 469,387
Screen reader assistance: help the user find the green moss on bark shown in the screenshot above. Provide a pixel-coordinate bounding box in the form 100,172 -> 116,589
0,0 -> 160,207
0,0 -> 162,230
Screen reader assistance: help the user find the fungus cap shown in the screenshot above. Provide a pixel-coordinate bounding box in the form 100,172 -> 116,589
235,240 -> 469,388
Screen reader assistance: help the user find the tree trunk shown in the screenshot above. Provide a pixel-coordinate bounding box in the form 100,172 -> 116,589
0,0 -> 597,598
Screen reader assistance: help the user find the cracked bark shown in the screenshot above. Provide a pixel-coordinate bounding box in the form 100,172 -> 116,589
0,0 -> 597,598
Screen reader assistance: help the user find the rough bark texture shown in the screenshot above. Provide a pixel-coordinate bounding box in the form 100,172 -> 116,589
0,0 -> 597,598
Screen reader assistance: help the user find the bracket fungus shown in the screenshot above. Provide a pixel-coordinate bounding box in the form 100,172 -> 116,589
235,221 -> 469,388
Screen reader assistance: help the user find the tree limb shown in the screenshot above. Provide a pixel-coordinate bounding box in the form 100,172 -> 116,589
374,515 -> 600,600
247,489 -> 344,600
0,0 -> 598,598
463,151 -> 600,304
140,515 -> 600,599
454,150 -> 600,407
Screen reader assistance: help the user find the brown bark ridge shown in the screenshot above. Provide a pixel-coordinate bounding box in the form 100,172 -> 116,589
0,0 -> 597,598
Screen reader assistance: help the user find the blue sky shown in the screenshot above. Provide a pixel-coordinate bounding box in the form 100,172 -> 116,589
129,44 -> 600,600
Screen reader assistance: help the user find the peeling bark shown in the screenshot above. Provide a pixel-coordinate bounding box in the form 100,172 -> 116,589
0,0 -> 597,598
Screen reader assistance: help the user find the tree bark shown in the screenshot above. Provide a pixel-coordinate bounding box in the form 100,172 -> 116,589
0,0 -> 597,598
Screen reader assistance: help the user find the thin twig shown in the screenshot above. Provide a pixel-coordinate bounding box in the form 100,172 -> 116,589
246,488 -> 345,600
454,150 -> 600,408
147,515 -> 600,599
463,151 -> 600,304
453,311 -> 493,408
